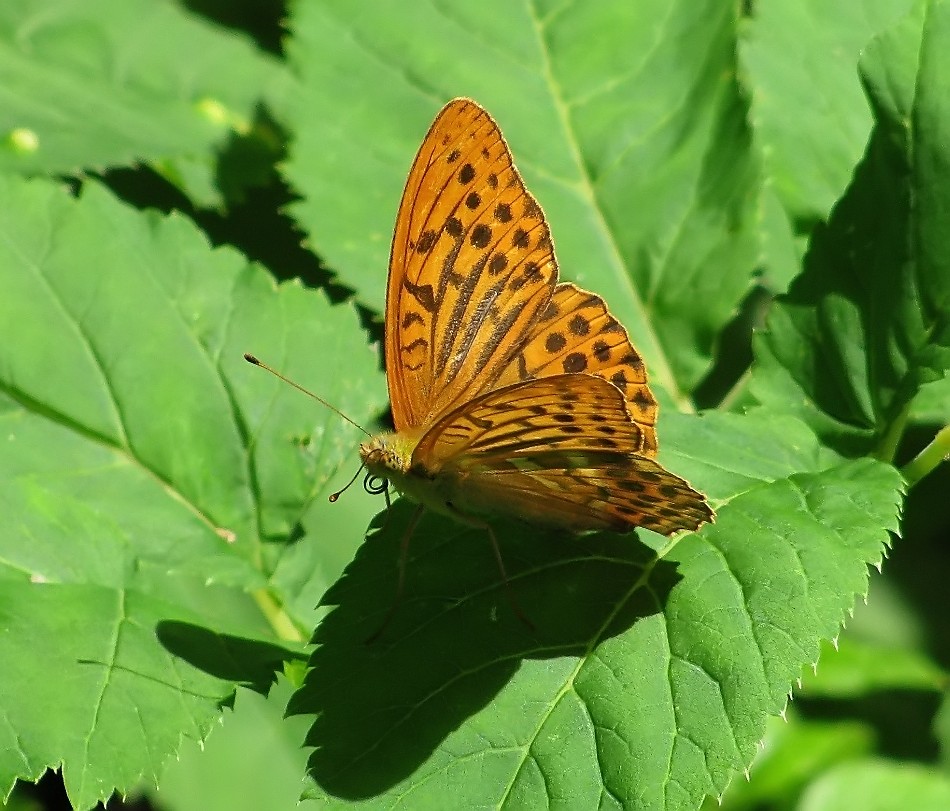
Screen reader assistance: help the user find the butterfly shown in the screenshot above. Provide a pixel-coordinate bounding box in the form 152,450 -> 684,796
358,98 -> 713,599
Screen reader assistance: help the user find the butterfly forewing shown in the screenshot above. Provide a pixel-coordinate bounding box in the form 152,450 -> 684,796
411,375 -> 711,534
386,99 -> 558,431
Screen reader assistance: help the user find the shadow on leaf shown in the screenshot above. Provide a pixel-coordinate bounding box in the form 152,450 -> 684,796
289,500 -> 681,799
156,620 -> 307,696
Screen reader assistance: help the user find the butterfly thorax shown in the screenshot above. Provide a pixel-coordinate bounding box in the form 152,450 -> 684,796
360,430 -> 460,517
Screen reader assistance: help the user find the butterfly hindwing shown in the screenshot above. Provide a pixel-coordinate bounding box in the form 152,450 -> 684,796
411,374 -> 711,534
446,460 -> 712,535
494,282 -> 660,455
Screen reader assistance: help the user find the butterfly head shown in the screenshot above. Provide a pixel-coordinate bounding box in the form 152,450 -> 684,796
359,432 -> 415,477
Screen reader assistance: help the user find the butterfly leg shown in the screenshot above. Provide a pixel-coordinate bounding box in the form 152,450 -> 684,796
365,502 -> 425,644
371,482 -> 394,536
450,510 -> 535,633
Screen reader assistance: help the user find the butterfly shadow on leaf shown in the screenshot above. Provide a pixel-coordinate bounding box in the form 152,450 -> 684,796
289,499 -> 684,800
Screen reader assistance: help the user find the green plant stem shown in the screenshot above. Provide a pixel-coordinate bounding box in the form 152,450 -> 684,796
874,401 -> 912,463
253,588 -> 307,644
718,368 -> 751,412
901,424 -> 950,486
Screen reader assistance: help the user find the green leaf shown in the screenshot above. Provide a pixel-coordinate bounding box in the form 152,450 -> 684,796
800,637 -> 947,697
290,413 -> 902,810
151,679 -> 312,811
752,0 -> 950,457
912,375 -> 950,424
0,175 -> 386,807
284,0 -> 762,400
0,0 -> 290,206
740,0 -> 914,226
0,5 -> 936,809
715,713 -> 874,811
756,185 -> 803,294
798,759 -> 950,811
0,582 -> 235,807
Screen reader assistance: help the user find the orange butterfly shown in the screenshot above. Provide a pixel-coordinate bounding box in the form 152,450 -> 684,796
359,99 -> 712,584
247,98 -> 712,633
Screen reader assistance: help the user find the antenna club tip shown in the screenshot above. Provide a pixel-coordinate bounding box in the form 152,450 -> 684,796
328,493 -> 340,503
244,353 -> 261,365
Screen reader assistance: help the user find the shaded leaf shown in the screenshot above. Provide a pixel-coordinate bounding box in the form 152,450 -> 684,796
0,0 -> 291,205
798,759 -> 950,811
800,637 -> 947,698
752,1 -> 950,456
151,679 -> 313,811
714,713 -> 874,811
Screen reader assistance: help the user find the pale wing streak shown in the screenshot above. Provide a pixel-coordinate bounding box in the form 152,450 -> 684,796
463,220 -> 552,390
431,200 -> 549,404
454,418 -> 636,457
438,197 -> 542,384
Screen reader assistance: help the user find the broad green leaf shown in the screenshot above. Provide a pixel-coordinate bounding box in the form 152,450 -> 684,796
290,412 -> 902,810
0,5 -> 935,809
756,185 -> 802,293
0,0 -> 290,206
284,0 -> 761,401
798,759 -> 950,811
752,0 -> 950,457
912,375 -> 950,424
740,0 -> 914,226
0,175 -> 386,808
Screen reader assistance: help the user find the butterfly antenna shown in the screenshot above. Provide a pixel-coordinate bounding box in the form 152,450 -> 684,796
329,464 -> 365,503
244,353 -> 372,437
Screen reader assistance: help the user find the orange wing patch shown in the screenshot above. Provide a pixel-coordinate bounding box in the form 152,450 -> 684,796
386,99 -> 557,431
